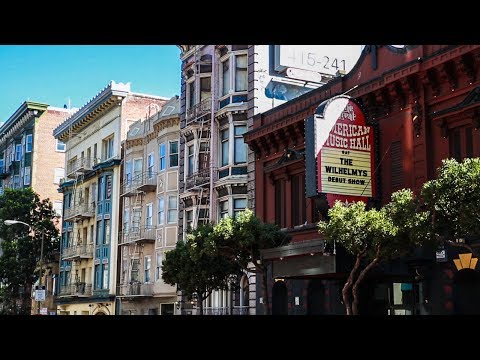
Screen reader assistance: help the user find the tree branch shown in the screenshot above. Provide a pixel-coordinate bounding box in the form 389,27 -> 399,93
352,245 -> 381,315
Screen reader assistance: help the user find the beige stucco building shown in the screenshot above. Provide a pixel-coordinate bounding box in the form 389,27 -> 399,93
118,96 -> 180,315
53,81 -> 168,315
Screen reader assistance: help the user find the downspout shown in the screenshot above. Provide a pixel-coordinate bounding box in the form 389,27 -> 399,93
209,47 -> 216,222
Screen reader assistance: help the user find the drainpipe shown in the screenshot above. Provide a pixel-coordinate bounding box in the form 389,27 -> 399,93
209,46 -> 216,222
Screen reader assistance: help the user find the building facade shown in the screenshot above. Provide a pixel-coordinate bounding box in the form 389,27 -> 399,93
176,45 -> 345,314
118,96 -> 180,315
0,101 -> 73,314
53,81 -> 168,315
244,45 -> 480,315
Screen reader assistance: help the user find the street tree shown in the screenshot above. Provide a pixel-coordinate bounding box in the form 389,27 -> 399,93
0,188 -> 59,315
211,209 -> 290,315
161,222 -> 241,315
421,158 -> 480,253
318,191 -> 429,315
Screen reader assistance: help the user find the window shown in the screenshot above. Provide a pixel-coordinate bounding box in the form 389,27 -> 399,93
158,197 -> 164,225
167,195 -> 177,223
133,158 -> 142,179
187,144 -> 194,176
159,143 -> 166,171
185,210 -> 193,232
233,198 -> 247,218
125,160 -> 131,185
275,180 -> 286,228
144,256 -> 151,283
94,264 -> 101,290
155,252 -> 162,281
450,126 -> 474,161
169,141 -> 179,167
222,59 -> 230,96
235,54 -> 248,92
26,134 -> 32,153
13,175 -> 20,189
102,136 -> 114,160
15,144 -> 22,161
131,259 -> 140,282
188,81 -> 196,109
56,140 -> 66,152
105,175 -> 112,200
102,263 -> 109,290
219,200 -> 229,219
132,208 -> 141,231
96,220 -> 102,245
124,209 -> 130,233
199,142 -> 209,171
234,126 -> 247,163
291,174 -> 306,226
200,77 -> 211,102
103,219 -> 111,245
221,129 -> 229,166
54,168 -> 64,184
0,158 -> 3,173
147,153 -> 154,177
53,200 -> 62,217
24,166 -> 31,185
390,141 -> 403,191
146,203 -> 153,227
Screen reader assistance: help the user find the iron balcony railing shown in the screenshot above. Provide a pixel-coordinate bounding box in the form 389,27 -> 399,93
58,282 -> 93,297
63,202 -> 96,222
66,157 -> 98,178
118,226 -> 156,245
61,243 -> 94,260
117,283 -> 153,297
186,97 -> 211,124
185,168 -> 211,189
203,306 -> 249,315
121,171 -> 157,196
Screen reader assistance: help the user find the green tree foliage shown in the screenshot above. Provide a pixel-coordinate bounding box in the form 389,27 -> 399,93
161,223 -> 241,315
318,191 -> 429,315
421,158 -> 480,250
0,188 -> 59,315
211,209 -> 290,315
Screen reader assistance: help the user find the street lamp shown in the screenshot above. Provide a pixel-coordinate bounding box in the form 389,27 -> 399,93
4,219 -> 44,315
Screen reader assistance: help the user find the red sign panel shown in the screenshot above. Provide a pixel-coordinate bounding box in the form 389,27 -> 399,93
315,96 -> 375,206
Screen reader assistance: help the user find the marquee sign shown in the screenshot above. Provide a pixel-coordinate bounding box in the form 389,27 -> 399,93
306,95 -> 375,205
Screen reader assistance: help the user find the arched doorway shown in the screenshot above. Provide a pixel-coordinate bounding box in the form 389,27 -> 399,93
95,311 -> 106,315
272,281 -> 288,315
307,279 -> 325,315
453,269 -> 480,314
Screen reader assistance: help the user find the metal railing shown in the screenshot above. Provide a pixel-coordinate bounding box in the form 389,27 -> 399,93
185,168 -> 211,189
118,226 -> 156,245
59,283 -> 93,297
63,202 -> 95,221
186,97 -> 211,124
66,157 -> 98,177
117,283 -> 153,296
61,243 -> 94,259
203,306 -> 249,315
121,171 -> 157,195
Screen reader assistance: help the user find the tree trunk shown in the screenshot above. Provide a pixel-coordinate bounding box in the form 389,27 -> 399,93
23,281 -> 33,315
261,266 -> 270,315
342,252 -> 365,315
352,248 -> 380,315
198,295 -> 204,315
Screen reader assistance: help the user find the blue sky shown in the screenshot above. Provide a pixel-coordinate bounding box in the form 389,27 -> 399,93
0,45 -> 181,122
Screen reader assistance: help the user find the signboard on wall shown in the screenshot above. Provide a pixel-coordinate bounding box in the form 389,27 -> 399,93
305,95 -> 375,206
274,45 -> 363,77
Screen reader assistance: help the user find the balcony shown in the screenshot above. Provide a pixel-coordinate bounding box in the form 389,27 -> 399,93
186,97 -> 211,125
121,171 -> 157,196
61,243 -> 94,260
63,203 -> 95,222
118,226 -> 156,245
58,282 -> 93,297
185,168 -> 210,189
66,157 -> 96,178
203,306 -> 249,315
117,283 -> 153,297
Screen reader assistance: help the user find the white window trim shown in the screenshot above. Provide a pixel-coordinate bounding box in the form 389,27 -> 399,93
23,166 -> 31,185
15,144 -> 22,161
56,139 -> 66,152
146,203 -> 153,227
155,252 -> 162,282
167,194 -> 178,224
133,157 -> 143,180
159,143 -> 166,172
125,160 -> 132,185
147,152 -> 155,177
169,140 -> 179,168
158,196 -> 165,225
144,255 -> 151,284
26,134 -> 33,153
186,77 -> 196,110
218,49 -> 248,102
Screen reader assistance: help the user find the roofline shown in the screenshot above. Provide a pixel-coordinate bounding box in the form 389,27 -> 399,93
129,92 -> 171,100
53,81 -> 131,138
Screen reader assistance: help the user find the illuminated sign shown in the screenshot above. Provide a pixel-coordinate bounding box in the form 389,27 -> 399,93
274,45 -> 363,77
313,95 -> 375,202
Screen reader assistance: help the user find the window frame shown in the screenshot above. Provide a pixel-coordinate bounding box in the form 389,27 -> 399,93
169,140 -> 179,168
26,134 -> 33,153
167,195 -> 178,224
159,143 -> 166,171
56,139 -> 66,152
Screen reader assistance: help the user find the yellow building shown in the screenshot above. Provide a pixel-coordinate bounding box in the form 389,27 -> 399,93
53,81 -> 168,315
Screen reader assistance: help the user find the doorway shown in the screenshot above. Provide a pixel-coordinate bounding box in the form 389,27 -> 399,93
272,281 -> 288,315
307,279 -> 325,315
453,269 -> 480,314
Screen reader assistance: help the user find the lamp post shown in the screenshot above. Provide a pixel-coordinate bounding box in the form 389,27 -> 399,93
4,219 -> 44,315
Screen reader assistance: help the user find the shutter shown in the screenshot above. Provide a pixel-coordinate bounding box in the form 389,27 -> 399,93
391,141 -> 403,190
